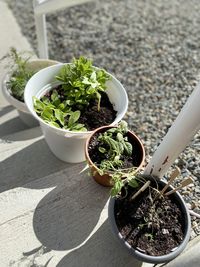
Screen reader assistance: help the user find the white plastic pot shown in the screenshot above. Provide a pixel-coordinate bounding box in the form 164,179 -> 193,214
24,63 -> 128,163
2,59 -> 59,127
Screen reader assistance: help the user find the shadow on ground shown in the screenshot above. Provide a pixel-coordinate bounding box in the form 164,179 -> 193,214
0,139 -> 69,192
33,170 -> 110,251
56,220 -> 143,267
0,115 -> 28,138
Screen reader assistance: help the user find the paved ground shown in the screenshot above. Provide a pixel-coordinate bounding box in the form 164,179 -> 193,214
7,0 -> 200,235
0,1 -> 200,267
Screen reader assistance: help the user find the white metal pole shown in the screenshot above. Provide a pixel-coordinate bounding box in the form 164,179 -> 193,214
143,83 -> 200,178
33,0 -> 48,59
34,0 -> 94,16
33,0 -> 94,59
34,13 -> 48,59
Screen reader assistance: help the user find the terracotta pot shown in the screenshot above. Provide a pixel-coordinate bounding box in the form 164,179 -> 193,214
85,125 -> 145,186
108,176 -> 191,264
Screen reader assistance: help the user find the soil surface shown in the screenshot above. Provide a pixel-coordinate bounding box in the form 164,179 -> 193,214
88,131 -> 142,169
45,87 -> 116,131
114,183 -> 185,256
78,92 -> 117,131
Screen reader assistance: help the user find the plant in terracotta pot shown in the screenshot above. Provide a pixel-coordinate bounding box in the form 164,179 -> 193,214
108,174 -> 191,264
1,47 -> 59,127
24,57 -> 128,163
85,120 -> 145,188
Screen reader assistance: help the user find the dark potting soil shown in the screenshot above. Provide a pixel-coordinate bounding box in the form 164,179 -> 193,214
114,184 -> 185,256
45,86 -> 116,131
78,93 -> 116,131
88,132 -> 142,169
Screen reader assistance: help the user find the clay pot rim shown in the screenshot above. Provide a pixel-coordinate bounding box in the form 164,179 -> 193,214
85,124 -> 145,174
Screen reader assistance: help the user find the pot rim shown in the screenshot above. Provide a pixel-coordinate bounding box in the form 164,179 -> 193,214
85,124 -> 146,174
2,59 -> 60,113
108,177 -> 191,264
25,63 -> 128,135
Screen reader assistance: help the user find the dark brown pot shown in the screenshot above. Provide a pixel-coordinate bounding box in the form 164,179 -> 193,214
85,125 -> 145,187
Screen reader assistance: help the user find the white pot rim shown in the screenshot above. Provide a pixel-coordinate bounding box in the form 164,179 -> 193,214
2,59 -> 60,114
2,73 -> 29,113
26,63 -> 128,135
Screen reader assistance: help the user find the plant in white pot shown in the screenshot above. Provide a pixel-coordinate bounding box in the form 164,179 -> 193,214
24,56 -> 128,163
1,47 -> 59,127
108,173 -> 191,264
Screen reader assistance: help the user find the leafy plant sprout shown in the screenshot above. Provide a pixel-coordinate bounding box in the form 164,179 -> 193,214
92,121 -> 146,196
93,120 -> 163,198
34,56 -> 110,131
1,47 -> 34,102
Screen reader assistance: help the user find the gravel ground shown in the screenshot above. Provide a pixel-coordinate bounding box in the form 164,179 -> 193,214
7,0 -> 200,238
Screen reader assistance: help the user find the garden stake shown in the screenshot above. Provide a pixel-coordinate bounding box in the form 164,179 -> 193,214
160,166 -> 181,196
165,177 -> 193,196
130,180 -> 151,201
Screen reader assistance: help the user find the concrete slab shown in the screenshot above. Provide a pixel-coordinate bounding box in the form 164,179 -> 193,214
164,236 -> 200,267
0,153 -> 143,267
0,127 -> 70,193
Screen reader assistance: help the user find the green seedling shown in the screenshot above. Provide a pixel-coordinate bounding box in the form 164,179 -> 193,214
34,56 -> 110,131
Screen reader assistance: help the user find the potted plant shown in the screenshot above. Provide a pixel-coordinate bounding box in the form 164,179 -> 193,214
85,121 -> 145,187
1,47 -> 59,127
108,174 -> 191,264
24,57 -> 128,163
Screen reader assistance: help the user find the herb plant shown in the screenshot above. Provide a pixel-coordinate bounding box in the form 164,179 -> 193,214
3,47 -> 34,102
95,121 -> 140,196
55,56 -> 110,111
33,97 -> 87,131
34,56 -> 110,131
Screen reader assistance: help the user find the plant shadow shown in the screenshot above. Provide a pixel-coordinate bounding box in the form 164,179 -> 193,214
33,170 -> 110,251
56,220 -> 143,267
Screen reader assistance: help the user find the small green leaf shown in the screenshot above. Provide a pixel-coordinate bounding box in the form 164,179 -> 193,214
98,147 -> 106,153
71,123 -> 87,132
41,107 -> 53,121
58,103 -> 65,110
49,121 -> 60,128
106,128 -> 116,134
68,110 -> 81,127
90,71 -> 96,81
55,109 -> 65,126
124,142 -> 133,155
51,90 -> 60,106
118,142 -> 124,154
111,180 -> 123,197
117,133 -> 123,141
33,97 -> 45,112
119,120 -> 128,133
128,179 -> 139,188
